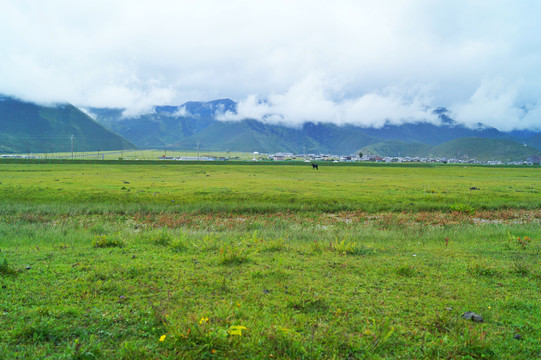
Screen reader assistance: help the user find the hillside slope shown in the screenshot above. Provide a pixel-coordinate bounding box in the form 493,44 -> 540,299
526,133 -> 541,150
431,138 -> 541,162
0,96 -> 134,153
361,138 -> 541,162
360,140 -> 432,158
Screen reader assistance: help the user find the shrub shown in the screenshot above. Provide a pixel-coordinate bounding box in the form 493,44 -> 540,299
330,238 -> 358,255
506,232 -> 532,250
220,245 -> 250,265
170,239 -> 186,253
466,262 -> 500,277
310,240 -> 323,254
512,254 -> 531,276
152,230 -> 172,246
92,235 -> 124,248
262,237 -> 286,253
450,202 -> 475,215
0,258 -> 16,275
396,265 -> 417,277
288,298 -> 329,314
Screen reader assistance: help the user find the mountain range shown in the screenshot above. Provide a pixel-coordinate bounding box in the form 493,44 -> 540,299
89,99 -> 541,161
1,95 -> 540,162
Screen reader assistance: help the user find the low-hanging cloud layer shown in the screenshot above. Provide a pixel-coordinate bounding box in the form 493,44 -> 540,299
1,0 -> 540,130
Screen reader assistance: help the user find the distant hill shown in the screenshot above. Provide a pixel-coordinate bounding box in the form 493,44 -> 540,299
89,100 -> 236,149
355,108 -> 508,146
172,120 -> 380,154
526,133 -> 541,150
361,138 -> 541,162
89,99 -> 541,162
359,140 -> 432,158
0,96 -> 134,153
431,138 -> 541,162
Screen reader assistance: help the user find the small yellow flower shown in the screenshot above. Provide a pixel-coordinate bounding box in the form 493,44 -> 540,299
159,335 -> 166,342
199,316 -> 209,324
228,325 -> 247,336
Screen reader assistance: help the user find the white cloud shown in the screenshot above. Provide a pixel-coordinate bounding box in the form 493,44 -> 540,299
173,106 -> 190,118
0,0 -> 540,129
218,75 -> 437,127
451,79 -> 541,131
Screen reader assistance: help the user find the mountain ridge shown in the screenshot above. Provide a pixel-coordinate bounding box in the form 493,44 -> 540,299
88,99 -> 541,160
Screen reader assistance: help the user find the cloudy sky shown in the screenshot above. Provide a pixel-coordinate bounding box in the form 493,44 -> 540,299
1,0 -> 540,130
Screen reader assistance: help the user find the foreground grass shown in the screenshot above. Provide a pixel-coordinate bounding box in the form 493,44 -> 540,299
0,162 -> 540,358
1,211 -> 540,359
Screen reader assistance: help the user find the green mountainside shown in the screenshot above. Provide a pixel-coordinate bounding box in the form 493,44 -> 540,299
172,120 -> 379,154
361,138 -> 541,162
173,120 -> 309,153
0,96 -> 134,153
526,133 -> 541,150
359,140 -> 432,158
430,138 -> 541,162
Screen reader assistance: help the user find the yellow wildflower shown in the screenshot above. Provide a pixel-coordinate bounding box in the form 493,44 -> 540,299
159,335 -> 166,342
199,316 -> 209,324
228,325 -> 247,336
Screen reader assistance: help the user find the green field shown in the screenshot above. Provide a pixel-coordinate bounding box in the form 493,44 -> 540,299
1,161 -> 540,214
0,162 -> 540,359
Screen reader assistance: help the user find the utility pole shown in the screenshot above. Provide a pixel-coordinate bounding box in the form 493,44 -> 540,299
71,135 -> 74,160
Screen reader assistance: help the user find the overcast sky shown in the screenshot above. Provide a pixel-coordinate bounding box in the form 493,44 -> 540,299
1,0 -> 540,130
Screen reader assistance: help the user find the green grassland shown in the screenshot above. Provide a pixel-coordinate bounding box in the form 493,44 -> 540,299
0,161 -> 540,359
0,162 -> 540,214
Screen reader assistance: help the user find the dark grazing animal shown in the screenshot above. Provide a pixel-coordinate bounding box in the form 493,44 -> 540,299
312,163 -> 319,170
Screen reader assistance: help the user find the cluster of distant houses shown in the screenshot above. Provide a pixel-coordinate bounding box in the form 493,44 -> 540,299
260,152 -> 541,166
1,155 -> 41,159
159,155 -> 228,161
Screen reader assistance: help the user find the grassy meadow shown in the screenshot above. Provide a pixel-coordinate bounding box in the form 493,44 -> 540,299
0,161 -> 540,359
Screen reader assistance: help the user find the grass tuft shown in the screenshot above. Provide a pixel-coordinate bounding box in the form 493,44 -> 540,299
0,258 -> 16,276
91,235 -> 124,248
450,202 -> 476,215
